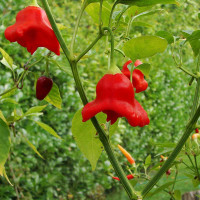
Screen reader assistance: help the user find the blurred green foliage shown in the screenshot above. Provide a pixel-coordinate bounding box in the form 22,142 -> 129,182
0,0 -> 200,199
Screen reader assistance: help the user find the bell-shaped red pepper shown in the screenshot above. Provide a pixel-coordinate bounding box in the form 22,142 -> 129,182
4,6 -> 60,55
36,76 -> 53,100
121,60 -> 148,93
82,73 -> 149,127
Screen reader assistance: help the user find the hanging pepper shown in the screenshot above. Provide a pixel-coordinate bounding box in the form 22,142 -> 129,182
118,145 -> 135,165
121,60 -> 148,93
195,128 -> 199,133
82,73 -> 150,127
36,76 -> 53,100
112,174 -> 134,181
4,6 -> 60,55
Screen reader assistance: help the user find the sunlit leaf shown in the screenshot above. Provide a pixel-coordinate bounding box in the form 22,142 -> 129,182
44,83 -> 62,109
24,105 -> 47,117
156,31 -> 174,44
117,0 -> 179,7
72,109 -> 118,171
123,36 -> 168,60
24,137 -> 44,159
34,121 -> 61,139
136,63 -> 151,78
0,119 -> 11,176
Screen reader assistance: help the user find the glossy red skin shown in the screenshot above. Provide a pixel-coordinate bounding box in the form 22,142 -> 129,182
121,60 -> 148,93
4,6 -> 60,55
82,73 -> 150,127
36,76 -> 53,100
112,174 -> 134,181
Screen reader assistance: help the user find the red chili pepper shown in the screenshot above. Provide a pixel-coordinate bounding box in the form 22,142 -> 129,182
82,73 -> 150,127
121,60 -> 148,93
36,76 -> 53,100
195,128 -> 199,133
118,145 -> 135,165
4,6 -> 60,55
112,174 -> 134,181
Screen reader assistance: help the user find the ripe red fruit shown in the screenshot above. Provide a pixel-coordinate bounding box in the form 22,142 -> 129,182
4,6 -> 60,55
36,76 -> 53,100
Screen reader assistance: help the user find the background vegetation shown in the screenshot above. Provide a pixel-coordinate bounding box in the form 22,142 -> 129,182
0,0 -> 200,199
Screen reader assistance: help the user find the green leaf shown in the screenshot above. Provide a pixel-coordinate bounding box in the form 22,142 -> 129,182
44,83 -> 62,109
0,48 -> 14,71
145,155 -> 151,167
174,190 -> 181,200
0,110 -> 8,125
156,31 -> 174,44
0,87 -> 17,99
123,36 -> 168,60
147,181 -> 174,197
85,2 -> 111,26
132,21 -> 153,28
127,6 -> 153,18
24,105 -> 47,117
3,168 -> 13,186
132,9 -> 164,21
0,119 -> 11,176
49,59 -> 72,76
182,30 -> 200,57
72,109 -> 118,171
24,137 -> 44,159
198,13 -> 200,20
136,63 -> 151,78
1,98 -> 18,105
117,0 -> 179,7
34,121 -> 61,139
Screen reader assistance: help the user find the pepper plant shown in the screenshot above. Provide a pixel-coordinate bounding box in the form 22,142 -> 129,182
1,0 -> 200,199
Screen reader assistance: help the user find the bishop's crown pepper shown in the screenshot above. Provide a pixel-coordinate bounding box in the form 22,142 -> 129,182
4,6 -> 60,55
121,60 -> 148,93
82,73 -> 150,127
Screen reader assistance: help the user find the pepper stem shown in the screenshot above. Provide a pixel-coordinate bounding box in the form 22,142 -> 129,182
30,0 -> 40,7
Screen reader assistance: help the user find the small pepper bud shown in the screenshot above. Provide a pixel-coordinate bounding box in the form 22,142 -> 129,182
195,128 -> 199,133
112,174 -> 134,181
166,169 -> 171,176
36,76 -> 53,100
192,134 -> 200,140
118,144 -> 135,165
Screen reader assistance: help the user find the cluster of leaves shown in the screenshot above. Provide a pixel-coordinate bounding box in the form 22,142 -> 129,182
0,0 -> 200,199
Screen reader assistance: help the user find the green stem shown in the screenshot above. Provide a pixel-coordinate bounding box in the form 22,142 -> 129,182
41,0 -> 72,62
70,1 -> 87,54
108,2 -> 118,28
76,34 -> 103,62
190,78 -> 200,117
142,105 -> 200,197
114,48 -> 125,57
178,66 -> 197,78
99,0 -> 103,32
41,1 -> 137,199
194,155 -> 200,180
186,154 -> 196,170
0,57 -> 44,97
103,27 -> 115,67
182,161 -> 196,173
31,0 -> 39,6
